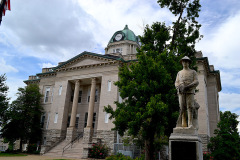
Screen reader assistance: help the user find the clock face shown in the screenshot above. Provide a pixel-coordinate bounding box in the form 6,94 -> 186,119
115,33 -> 123,41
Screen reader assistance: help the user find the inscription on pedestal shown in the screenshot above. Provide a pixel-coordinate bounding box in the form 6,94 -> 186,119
171,141 -> 196,160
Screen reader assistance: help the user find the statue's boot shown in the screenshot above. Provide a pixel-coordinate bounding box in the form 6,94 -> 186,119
182,112 -> 187,127
188,109 -> 193,128
176,114 -> 182,127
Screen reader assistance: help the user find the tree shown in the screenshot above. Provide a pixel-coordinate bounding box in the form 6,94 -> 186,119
1,84 -> 43,151
208,111 -> 240,160
0,74 -> 9,126
104,1 -> 202,160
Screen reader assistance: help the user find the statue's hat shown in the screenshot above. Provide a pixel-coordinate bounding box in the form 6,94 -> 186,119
180,56 -> 191,63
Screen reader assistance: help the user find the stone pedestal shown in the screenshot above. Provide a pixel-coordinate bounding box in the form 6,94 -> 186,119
169,127 -> 203,160
82,127 -> 94,159
66,127 -> 77,141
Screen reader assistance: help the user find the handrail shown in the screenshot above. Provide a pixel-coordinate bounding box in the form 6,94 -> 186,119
43,136 -> 65,155
62,133 -> 83,156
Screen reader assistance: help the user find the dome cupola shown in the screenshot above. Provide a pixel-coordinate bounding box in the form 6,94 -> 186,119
108,25 -> 140,44
105,25 -> 140,59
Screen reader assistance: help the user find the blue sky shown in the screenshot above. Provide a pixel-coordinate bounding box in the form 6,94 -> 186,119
0,0 -> 240,129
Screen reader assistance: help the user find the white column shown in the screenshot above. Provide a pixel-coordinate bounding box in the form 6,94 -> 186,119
69,80 -> 80,127
130,45 -> 131,54
86,78 -> 97,128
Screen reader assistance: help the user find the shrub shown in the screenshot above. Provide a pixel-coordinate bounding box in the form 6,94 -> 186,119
106,153 -> 133,160
27,144 -> 37,153
88,143 -> 109,159
203,151 -> 213,160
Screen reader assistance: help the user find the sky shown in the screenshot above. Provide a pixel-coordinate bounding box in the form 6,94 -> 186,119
0,0 -> 240,130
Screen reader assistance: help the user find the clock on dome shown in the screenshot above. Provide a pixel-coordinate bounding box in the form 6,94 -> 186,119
115,34 -> 122,41
114,32 -> 124,41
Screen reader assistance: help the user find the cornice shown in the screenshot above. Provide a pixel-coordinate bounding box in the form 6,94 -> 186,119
54,51 -> 125,70
57,54 -> 118,69
197,57 -> 222,92
107,40 -> 140,47
36,71 -> 57,78
56,61 -> 119,72
23,79 -> 40,85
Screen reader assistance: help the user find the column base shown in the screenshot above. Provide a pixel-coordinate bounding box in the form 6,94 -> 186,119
82,127 -> 94,159
66,127 -> 77,141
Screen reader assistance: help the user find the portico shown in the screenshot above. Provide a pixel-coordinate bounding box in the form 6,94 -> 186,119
66,77 -> 98,141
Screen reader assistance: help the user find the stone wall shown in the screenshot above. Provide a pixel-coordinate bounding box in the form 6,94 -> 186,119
93,130 -> 116,153
82,130 -> 117,158
199,134 -> 209,152
40,129 -> 66,154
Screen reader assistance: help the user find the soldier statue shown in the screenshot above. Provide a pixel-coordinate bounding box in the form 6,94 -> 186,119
175,56 -> 199,128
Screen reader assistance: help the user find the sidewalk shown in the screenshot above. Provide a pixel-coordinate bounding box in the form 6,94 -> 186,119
0,155 -> 83,160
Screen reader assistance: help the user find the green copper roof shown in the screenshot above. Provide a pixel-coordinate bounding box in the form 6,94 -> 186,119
108,25 -> 139,44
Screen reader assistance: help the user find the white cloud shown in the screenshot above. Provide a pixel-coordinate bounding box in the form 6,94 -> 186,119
6,78 -> 26,103
2,0 -> 97,63
39,63 -> 57,69
77,0 -> 175,49
220,69 -> 240,89
220,92 -> 240,113
1,0 -> 175,64
0,58 -> 18,73
219,92 -> 240,132
196,11 -> 240,69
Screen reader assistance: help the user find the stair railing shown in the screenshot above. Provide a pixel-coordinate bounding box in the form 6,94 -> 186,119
42,136 -> 65,155
62,132 -> 83,156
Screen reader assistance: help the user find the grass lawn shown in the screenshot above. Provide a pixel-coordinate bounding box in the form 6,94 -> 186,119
47,159 -> 72,160
0,152 -> 27,157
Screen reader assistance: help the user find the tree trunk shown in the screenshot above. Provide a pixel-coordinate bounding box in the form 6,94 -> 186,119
144,137 -> 154,160
19,138 -> 23,152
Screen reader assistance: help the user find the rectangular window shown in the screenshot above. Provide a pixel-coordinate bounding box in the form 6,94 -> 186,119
87,88 -> 90,102
67,115 -> 71,127
88,89 -> 98,102
78,91 -> 82,103
113,49 -> 115,53
43,137 -> 46,145
92,113 -> 96,128
108,81 -> 111,91
116,48 -> 122,53
46,113 -> 50,129
84,112 -> 96,128
95,89 -> 98,102
75,114 -> 80,128
105,112 -> 109,123
51,88 -> 54,102
54,113 -> 58,123
84,113 -> 88,128
71,90 -> 74,102
40,113 -> 46,128
44,87 -> 50,103
59,85 -> 62,95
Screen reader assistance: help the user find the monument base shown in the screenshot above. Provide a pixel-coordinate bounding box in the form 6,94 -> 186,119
169,128 -> 203,160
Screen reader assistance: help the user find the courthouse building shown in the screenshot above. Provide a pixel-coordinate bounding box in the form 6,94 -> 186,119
24,25 -> 221,158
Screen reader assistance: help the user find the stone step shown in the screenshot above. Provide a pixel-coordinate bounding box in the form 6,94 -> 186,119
62,155 -> 82,158
44,137 -> 84,159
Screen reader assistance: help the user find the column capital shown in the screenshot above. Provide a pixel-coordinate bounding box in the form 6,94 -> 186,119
91,77 -> 97,84
74,80 -> 80,86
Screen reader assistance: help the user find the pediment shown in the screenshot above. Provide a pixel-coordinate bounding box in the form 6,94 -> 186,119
56,53 -> 120,71
65,58 -> 107,68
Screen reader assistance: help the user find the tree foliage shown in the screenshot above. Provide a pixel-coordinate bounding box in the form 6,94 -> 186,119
208,111 -> 240,160
158,0 -> 202,56
1,84 -> 43,150
104,1 -> 202,160
0,74 -> 9,126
